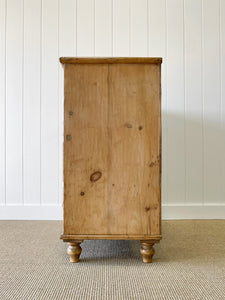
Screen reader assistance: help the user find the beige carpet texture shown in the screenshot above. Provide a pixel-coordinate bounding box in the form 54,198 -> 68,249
0,220 -> 225,300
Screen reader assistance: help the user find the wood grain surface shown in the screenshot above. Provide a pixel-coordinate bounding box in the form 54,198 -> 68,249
64,64 -> 109,234
63,62 -> 161,238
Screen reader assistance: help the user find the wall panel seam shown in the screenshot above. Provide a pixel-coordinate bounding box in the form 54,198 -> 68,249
4,0 -> 7,205
129,0 -> 131,56
22,0 -> 24,205
111,0 -> 113,56
58,0 -> 60,205
165,0 -> 168,205
147,0 -> 149,56
183,0 -> 187,205
219,0 -> 222,157
75,0 -> 77,55
201,0 -> 205,206
94,0 -> 95,56
219,0 -> 223,206
40,0 -> 43,205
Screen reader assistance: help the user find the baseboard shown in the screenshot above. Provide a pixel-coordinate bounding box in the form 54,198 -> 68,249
162,204 -> 225,219
0,204 -> 63,220
0,204 -> 224,220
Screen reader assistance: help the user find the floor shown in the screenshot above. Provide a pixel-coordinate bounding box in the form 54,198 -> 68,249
0,220 -> 225,299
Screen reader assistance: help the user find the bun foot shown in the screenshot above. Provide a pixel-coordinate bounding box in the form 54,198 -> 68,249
67,241 -> 83,263
140,240 -> 155,263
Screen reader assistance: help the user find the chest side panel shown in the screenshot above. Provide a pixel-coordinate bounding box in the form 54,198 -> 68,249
63,63 -> 161,237
63,64 -> 109,235
107,64 -> 161,235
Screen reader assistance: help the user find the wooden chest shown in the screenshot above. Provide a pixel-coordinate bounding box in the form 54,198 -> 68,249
60,57 -> 162,263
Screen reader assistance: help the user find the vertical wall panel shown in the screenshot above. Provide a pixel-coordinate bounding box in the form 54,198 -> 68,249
148,0 -> 167,204
166,0 -> 185,204
113,0 -> 130,56
59,0 -> 76,57
5,0 -> 23,204
221,0 -> 225,204
130,0 -> 148,56
95,0 -> 112,56
77,0 -> 94,56
184,0 -> 203,204
23,0 -> 41,204
202,0 -> 221,204
58,0 -> 77,205
0,0 -> 6,204
41,0 -> 59,204
148,0 -> 166,57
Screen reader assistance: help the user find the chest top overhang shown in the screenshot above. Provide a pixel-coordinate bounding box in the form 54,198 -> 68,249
59,57 -> 162,65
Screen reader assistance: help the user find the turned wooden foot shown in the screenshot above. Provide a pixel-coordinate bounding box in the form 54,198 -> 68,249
140,240 -> 155,263
67,240 -> 83,263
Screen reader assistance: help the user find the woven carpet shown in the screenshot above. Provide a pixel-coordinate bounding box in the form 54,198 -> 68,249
0,220 -> 225,299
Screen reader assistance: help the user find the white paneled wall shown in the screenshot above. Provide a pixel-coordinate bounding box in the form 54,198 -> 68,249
0,0 -> 225,220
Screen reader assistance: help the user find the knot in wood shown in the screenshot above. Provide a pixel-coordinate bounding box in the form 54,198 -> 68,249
90,171 -> 102,182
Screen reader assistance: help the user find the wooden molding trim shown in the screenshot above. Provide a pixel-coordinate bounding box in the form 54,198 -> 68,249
59,57 -> 162,64
60,234 -> 162,241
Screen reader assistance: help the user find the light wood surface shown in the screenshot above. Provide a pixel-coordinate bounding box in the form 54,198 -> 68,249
60,234 -> 162,241
66,240 -> 83,263
107,64 -> 161,235
140,240 -> 159,263
60,57 -> 162,64
64,64 -> 109,235
62,58 -> 162,262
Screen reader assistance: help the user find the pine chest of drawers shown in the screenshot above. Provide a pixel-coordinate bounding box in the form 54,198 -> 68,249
60,57 -> 162,263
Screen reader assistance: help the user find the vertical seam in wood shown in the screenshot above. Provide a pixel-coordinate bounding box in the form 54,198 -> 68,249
107,63 -> 110,234
63,65 -> 66,230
